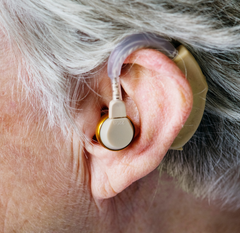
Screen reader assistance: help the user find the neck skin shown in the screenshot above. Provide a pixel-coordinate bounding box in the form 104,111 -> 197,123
100,170 -> 240,233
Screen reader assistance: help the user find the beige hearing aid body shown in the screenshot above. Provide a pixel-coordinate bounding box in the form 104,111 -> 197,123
171,45 -> 208,150
95,33 -> 208,151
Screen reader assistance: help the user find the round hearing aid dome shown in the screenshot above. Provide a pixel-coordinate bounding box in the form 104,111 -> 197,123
96,115 -> 135,151
95,99 -> 135,150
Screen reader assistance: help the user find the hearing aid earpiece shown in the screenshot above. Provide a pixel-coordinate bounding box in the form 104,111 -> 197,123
95,33 -> 208,151
95,99 -> 135,151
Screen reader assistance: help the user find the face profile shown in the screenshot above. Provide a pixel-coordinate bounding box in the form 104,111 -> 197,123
0,1 -> 240,232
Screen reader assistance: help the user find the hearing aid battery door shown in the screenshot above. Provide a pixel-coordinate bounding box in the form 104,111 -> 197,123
99,117 -> 134,151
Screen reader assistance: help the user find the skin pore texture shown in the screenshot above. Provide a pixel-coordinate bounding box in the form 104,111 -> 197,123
1,36 -> 240,233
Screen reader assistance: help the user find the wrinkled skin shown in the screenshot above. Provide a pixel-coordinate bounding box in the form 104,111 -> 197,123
1,40 -> 240,233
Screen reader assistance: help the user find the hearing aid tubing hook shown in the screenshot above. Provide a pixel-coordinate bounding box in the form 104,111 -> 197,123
107,33 -> 177,103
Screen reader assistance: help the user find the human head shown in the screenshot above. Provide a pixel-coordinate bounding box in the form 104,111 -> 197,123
1,0 -> 240,231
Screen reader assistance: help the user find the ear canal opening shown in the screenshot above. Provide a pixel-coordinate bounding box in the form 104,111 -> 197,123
92,134 -> 98,143
101,106 -> 108,117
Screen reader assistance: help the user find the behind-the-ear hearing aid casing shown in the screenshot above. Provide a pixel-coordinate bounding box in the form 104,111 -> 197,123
171,45 -> 208,150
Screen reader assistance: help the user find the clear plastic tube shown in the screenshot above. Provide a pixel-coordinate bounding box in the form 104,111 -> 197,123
107,33 -> 177,100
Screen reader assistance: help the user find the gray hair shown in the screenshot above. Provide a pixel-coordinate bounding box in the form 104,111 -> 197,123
1,0 -> 240,209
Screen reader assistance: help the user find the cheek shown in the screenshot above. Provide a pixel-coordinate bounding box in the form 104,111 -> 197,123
0,31 -> 96,231
0,122 -> 95,231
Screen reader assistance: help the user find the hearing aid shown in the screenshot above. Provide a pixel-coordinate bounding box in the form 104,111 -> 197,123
95,33 -> 208,151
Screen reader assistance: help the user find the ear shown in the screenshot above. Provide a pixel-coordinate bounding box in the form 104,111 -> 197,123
83,48 -> 193,200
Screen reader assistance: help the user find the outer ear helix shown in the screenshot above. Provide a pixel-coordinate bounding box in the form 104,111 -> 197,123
95,33 -> 208,151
